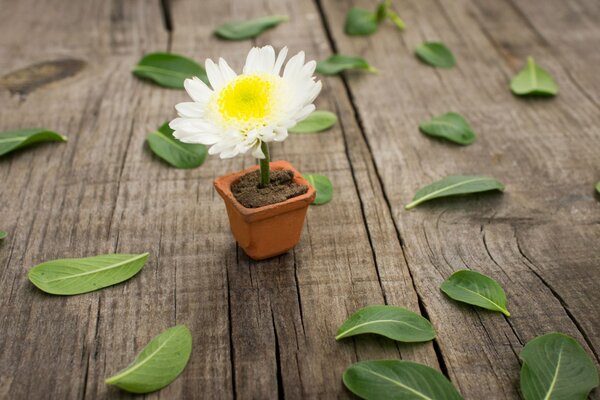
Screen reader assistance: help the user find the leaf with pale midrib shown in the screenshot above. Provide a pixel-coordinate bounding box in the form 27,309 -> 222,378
303,174 -> 333,205
520,333 -> 598,400
441,270 -> 510,316
316,55 -> 378,76
415,42 -> 455,68
0,129 -> 67,157
510,56 -> 558,97
28,253 -> 149,295
343,360 -> 464,400
405,175 -> 504,209
214,15 -> 288,40
336,305 -> 435,342
147,122 -> 207,168
106,325 -> 192,394
419,112 -> 475,145
290,111 -> 337,133
133,53 -> 207,89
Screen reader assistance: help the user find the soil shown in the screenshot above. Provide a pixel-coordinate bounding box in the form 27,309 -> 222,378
231,169 -> 308,208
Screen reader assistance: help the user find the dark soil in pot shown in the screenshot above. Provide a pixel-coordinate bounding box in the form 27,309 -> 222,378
231,169 -> 308,208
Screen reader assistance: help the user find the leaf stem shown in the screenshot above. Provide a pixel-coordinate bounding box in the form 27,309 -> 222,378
259,141 -> 270,187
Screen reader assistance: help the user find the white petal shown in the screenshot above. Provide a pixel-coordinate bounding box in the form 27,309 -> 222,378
251,141 -> 265,159
184,77 -> 212,103
283,51 -> 305,80
175,102 -> 205,118
205,59 -> 224,90
174,131 -> 221,145
272,127 -> 288,142
273,47 -> 288,75
243,47 -> 260,74
218,58 -> 237,83
259,46 -> 276,73
294,104 -> 315,122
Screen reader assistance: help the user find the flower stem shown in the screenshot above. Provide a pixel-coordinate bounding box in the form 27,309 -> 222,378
259,141 -> 270,187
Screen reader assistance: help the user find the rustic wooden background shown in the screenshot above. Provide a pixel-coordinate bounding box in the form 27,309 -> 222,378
1,0 -> 599,398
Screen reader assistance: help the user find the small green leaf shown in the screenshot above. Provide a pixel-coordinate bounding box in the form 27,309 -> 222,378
415,42 -> 456,68
289,111 -> 337,133
336,305 -> 435,342
343,360 -> 464,400
419,112 -> 476,145
510,56 -> 558,97
441,270 -> 510,316
0,231 -> 7,240
147,122 -> 207,169
596,181 -> 600,194
520,333 -> 598,400
304,174 -> 333,205
106,325 -> 192,394
0,129 -> 67,157
214,15 -> 288,40
316,55 -> 377,76
133,52 -> 207,89
405,175 -> 504,209
28,253 -> 149,295
386,9 -> 406,30
345,7 -> 378,36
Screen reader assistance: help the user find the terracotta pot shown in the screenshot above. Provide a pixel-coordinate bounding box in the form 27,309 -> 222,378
214,160 -> 316,260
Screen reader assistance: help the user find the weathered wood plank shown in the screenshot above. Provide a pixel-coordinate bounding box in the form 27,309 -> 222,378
319,0 -> 600,398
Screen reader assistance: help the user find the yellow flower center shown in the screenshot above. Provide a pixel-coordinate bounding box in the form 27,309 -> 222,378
217,75 -> 275,130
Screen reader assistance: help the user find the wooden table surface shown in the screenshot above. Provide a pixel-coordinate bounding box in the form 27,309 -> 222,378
1,0 -> 599,398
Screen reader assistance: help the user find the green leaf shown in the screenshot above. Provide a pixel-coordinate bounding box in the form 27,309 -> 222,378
336,305 -> 435,342
303,174 -> 333,205
147,122 -> 207,169
316,55 -> 377,76
419,112 -> 476,145
386,9 -> 406,30
214,15 -> 288,40
510,56 -> 558,97
28,253 -> 149,295
415,42 -> 456,68
520,333 -> 598,400
441,270 -> 510,316
289,111 -> 337,133
405,175 -> 504,209
596,181 -> 600,194
132,52 -> 207,89
345,7 -> 378,36
0,231 -> 7,240
106,325 -> 192,394
343,360 -> 464,400
0,129 -> 67,157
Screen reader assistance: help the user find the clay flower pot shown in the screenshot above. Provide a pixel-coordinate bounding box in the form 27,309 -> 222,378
214,160 -> 316,260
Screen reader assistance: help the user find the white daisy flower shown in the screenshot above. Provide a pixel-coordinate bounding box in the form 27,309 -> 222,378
169,45 -> 322,159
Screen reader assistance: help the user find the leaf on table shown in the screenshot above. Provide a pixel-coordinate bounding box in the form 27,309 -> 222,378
520,332 -> 598,400
440,270 -> 510,316
419,112 -> 476,145
510,56 -> 558,97
28,253 -> 149,295
214,15 -> 288,40
596,181 -> 600,194
345,7 -> 379,36
336,305 -> 436,342
0,231 -> 7,240
343,360 -> 464,400
405,175 -> 505,209
415,42 -> 456,68
106,325 -> 192,394
147,122 -> 207,168
132,52 -> 207,89
289,111 -> 337,133
316,55 -> 377,76
303,174 -> 333,205
0,129 -> 67,157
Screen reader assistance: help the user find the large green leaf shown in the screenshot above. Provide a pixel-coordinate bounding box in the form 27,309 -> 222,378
303,174 -> 333,205
405,175 -> 505,209
132,53 -> 207,89
336,305 -> 435,342
106,325 -> 192,394
345,7 -> 378,36
289,111 -> 337,133
441,270 -> 510,316
510,57 -> 558,97
0,129 -> 67,157
147,122 -> 207,168
520,333 -> 598,400
343,360 -> 464,400
214,15 -> 288,40
415,42 -> 456,68
316,55 -> 377,76
28,253 -> 149,295
419,112 -> 476,145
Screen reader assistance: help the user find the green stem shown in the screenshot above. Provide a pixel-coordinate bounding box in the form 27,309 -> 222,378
259,141 -> 270,187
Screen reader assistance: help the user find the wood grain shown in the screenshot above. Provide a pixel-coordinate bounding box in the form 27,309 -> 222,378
0,0 -> 598,398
